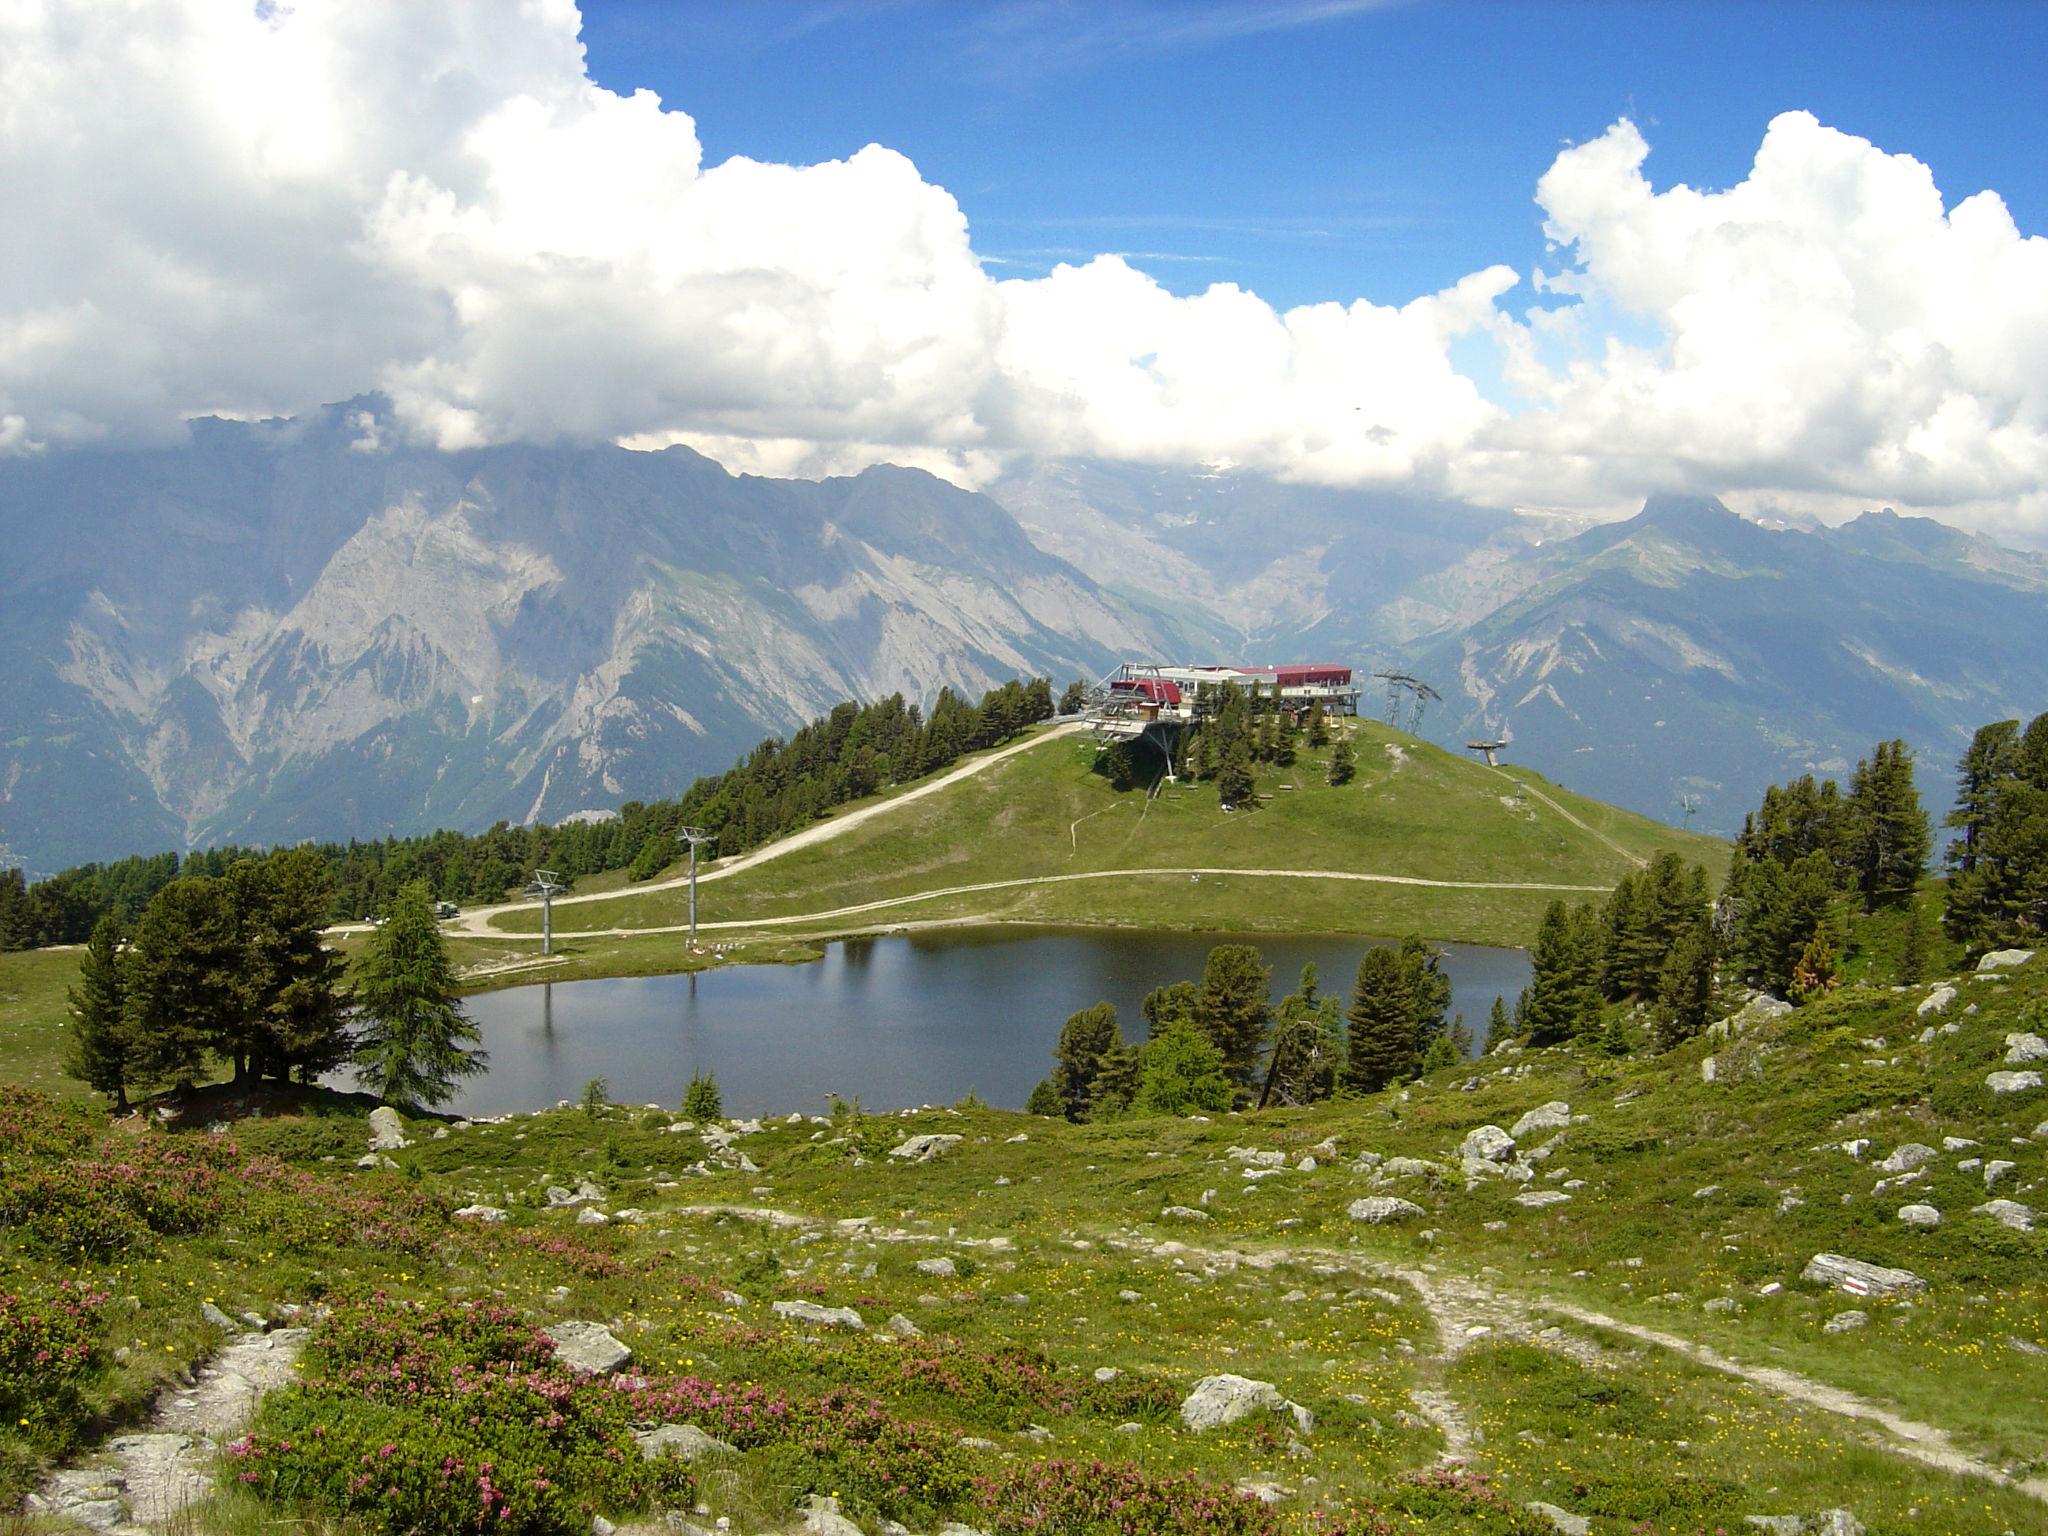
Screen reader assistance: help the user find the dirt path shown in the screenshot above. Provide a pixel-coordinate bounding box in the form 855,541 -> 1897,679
30,1325 -> 308,1532
504,865 -> 1613,942
453,722 -> 1088,938
1493,768 -> 1648,870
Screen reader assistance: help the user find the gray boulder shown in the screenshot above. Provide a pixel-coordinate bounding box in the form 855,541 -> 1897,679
1896,1204 -> 1941,1228
1875,1142 -> 1937,1174
1987,1071 -> 2044,1094
546,1321 -> 631,1374
367,1106 -> 410,1150
886,1313 -> 923,1338
915,1256 -> 958,1278
1526,1502 -> 1591,1536
1972,1199 -> 2036,1231
1978,949 -> 2036,971
1348,1196 -> 1426,1224
1800,1254 -> 1925,1297
1510,1101 -> 1572,1139
773,1299 -> 867,1330
1822,1310 -> 1868,1334
2004,1032 -> 2048,1065
1375,1156 -> 1438,1181
453,1204 -> 509,1224
1460,1125 -> 1516,1163
1179,1374 -> 1313,1434
889,1133 -> 964,1163
199,1301 -> 237,1331
1515,1190 -> 1572,1208
1916,984 -> 1957,1016
1984,1159 -> 2016,1188
634,1423 -> 735,1461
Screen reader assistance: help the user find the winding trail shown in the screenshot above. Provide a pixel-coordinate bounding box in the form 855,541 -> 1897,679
507,865 -> 1614,942
454,722 -> 1089,938
1491,767 -> 1648,870
30,1326 -> 308,1532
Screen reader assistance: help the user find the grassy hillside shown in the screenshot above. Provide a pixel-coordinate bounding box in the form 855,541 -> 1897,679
3,955 -> 2045,1534
481,722 -> 1726,950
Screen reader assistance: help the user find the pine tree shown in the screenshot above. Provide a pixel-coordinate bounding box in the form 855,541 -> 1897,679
233,849 -> 353,1082
1217,736 -> 1255,808
353,881 -> 486,1109
1051,1002 -> 1121,1120
682,1072 -> 723,1120
1306,701 -> 1330,748
1521,900 -> 1603,1044
1141,981 -> 1200,1038
1343,945 -> 1416,1093
65,915 -> 135,1111
1088,1039 -> 1144,1120
1326,735 -> 1355,787
1486,994 -> 1511,1049
1195,944 -> 1272,1087
1058,680 -> 1088,716
1844,739 -> 1930,909
1400,935 -> 1452,1056
1898,901 -> 1930,984
1651,922 -> 1717,1049
1790,929 -> 1839,1000
124,875 -> 244,1088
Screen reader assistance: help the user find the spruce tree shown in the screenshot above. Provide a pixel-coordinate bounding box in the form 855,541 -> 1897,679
1651,923 -> 1717,1049
353,881 -> 486,1109
1845,739 -> 1930,909
1217,736 -> 1255,808
233,849 -> 353,1082
1522,900 -> 1603,1044
1399,935 -> 1452,1055
1306,701 -> 1330,748
65,915 -> 135,1111
1051,1002 -> 1121,1120
124,875 -> 244,1087
1326,736 -> 1355,787
1141,980 -> 1200,1038
1486,994 -> 1511,1048
1195,944 -> 1272,1087
1343,945 -> 1417,1093
1898,901 -> 1930,984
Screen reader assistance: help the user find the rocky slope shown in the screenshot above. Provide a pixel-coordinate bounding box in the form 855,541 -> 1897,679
0,404 -> 1184,871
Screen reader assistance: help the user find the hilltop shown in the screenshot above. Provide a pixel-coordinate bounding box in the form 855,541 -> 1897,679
3,947 -> 2045,1535
463,719 -> 1724,967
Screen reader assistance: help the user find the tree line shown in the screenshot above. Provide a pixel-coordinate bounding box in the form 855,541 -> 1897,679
1027,936 -> 1473,1122
65,853 -> 484,1113
1,677 -> 1061,948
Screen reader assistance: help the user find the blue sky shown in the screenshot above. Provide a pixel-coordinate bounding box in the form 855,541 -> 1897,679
578,0 -> 2048,312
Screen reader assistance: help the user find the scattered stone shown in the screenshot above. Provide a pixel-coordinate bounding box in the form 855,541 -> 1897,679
1875,1142 -> 1936,1174
1459,1125 -> 1516,1163
1916,984 -> 1957,1016
1897,1204 -> 1941,1229
1117,1289 -> 1142,1302
1179,1374 -> 1313,1434
888,1133 -> 963,1163
1514,1190 -> 1571,1208
1971,1199 -> 2036,1232
1348,1196 -> 1426,1224
801,1494 -> 866,1536
1811,1512 -> 1866,1536
1161,1205 -> 1210,1221
1801,1253 -> 1926,1298
1376,1156 -> 1437,1181
1526,1501 -> 1592,1536
772,1299 -> 866,1330
575,1207 -> 609,1226
886,1313 -> 923,1338
915,1256 -> 958,1278
1744,1519 -> 1805,1535
1984,1159 -> 2016,1189
1510,1101 -> 1572,1139
1702,1055 -> 1718,1084
1295,1156 -> 1318,1172
1978,948 -> 2036,971
1987,1071 -> 2043,1094
453,1203 -> 509,1224
1236,1481 -> 1291,1506
1823,1310 -> 1869,1334
1229,1147 -> 1288,1167
199,1301 -> 236,1331
1839,1138 -> 1869,1159
546,1321 -> 631,1374
634,1424 -> 735,1462
1942,1136 -> 1980,1150
1093,1366 -> 1120,1382
2004,1032 -> 2048,1065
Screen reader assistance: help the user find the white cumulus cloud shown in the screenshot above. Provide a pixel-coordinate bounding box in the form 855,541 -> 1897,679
1,2 -> 2044,534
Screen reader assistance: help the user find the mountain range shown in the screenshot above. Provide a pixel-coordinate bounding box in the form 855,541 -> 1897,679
4,403 -> 2045,874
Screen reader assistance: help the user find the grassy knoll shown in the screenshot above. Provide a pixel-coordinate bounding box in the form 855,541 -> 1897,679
4,947 -> 2046,1533
483,723 -> 1726,950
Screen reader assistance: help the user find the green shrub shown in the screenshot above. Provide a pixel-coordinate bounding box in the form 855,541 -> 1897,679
682,1073 -> 723,1122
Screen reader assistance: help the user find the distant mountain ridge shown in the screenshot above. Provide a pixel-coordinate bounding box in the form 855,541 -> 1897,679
0,403 -> 1185,873
7,414 -> 2044,874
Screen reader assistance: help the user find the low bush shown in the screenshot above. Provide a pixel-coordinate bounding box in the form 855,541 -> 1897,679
972,1458 -> 1282,1536
0,1280 -> 109,1449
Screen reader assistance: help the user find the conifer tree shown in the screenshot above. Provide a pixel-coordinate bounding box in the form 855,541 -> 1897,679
1133,1023 -> 1235,1116
1088,1039 -> 1144,1119
1258,965 -> 1339,1108
1141,980 -> 1200,1037
1521,900 -> 1604,1043
1898,902 -> 1930,984
1306,701 -> 1330,748
1327,735 -> 1355,787
124,875 -> 244,1087
233,849 -> 354,1082
1195,944 -> 1272,1087
1399,934 -> 1452,1055
1844,739 -> 1930,909
65,915 -> 135,1111
1651,922 -> 1717,1049
1217,736 -> 1255,807
1050,1002 -> 1121,1120
1343,945 -> 1416,1093
353,881 -> 486,1109
1486,994 -> 1511,1048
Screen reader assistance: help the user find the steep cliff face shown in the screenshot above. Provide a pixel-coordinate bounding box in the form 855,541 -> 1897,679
0,405 -> 1170,871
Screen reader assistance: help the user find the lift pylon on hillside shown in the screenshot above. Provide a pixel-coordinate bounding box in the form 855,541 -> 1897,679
1466,738 -> 1510,768
1372,671 -> 1442,733
524,869 -> 566,955
675,827 -> 717,948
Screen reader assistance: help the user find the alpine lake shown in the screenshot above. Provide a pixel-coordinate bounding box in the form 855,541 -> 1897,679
434,927 -> 1532,1119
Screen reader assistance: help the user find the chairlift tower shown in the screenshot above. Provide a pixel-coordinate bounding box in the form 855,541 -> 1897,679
1466,738 -> 1510,768
676,827 -> 717,948
524,869 -> 566,955
1371,671 -> 1442,733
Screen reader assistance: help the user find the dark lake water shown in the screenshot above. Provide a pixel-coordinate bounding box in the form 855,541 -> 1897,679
430,927 -> 1531,1119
